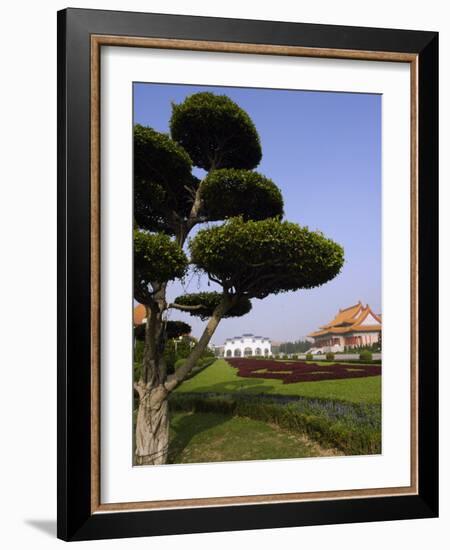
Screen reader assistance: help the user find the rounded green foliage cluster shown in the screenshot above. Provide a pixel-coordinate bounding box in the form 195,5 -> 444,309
190,217 -> 344,298
134,124 -> 198,232
174,291 -> 252,321
201,168 -> 284,221
170,92 -> 262,171
326,352 -> 335,361
134,124 -> 192,188
134,230 -> 188,286
165,320 -> 192,339
134,320 -> 193,342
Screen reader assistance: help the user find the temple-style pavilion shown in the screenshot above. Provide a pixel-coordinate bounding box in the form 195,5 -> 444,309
308,301 -> 382,352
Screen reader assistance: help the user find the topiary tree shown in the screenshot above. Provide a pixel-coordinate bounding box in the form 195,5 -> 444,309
133,91 -> 344,465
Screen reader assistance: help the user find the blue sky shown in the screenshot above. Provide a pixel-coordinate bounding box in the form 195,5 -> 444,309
133,83 -> 381,345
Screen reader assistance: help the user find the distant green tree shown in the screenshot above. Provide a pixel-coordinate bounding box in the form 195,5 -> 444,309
133,92 -> 344,465
279,340 -> 312,354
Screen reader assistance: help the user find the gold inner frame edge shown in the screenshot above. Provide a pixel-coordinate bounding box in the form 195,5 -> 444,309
90,35 -> 419,514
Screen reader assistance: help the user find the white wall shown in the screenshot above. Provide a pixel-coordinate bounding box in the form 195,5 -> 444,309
0,1 -> 448,549
360,313 -> 382,326
224,336 -> 271,356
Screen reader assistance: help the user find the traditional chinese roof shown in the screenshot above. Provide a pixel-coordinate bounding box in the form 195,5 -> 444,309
308,302 -> 382,338
320,301 -> 363,328
133,304 -> 147,325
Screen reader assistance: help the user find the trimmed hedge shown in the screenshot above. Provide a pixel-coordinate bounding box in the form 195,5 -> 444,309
169,393 -> 381,456
359,350 -> 373,362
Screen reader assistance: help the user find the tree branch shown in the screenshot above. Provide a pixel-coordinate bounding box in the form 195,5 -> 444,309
167,302 -> 206,312
185,177 -> 206,234
134,280 -> 156,306
206,272 -> 224,287
184,361 -> 214,381
164,295 -> 235,391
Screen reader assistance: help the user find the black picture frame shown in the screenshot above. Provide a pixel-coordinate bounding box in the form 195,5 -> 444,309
57,7 -> 438,541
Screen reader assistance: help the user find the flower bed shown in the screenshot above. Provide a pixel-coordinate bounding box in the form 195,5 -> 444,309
227,358 -> 381,384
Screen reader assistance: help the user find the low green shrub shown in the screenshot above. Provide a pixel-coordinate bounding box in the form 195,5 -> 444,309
343,344 -> 380,354
306,353 -> 313,361
134,340 -> 144,363
359,350 -> 373,362
175,358 -> 186,370
343,358 -> 381,365
326,352 -> 335,361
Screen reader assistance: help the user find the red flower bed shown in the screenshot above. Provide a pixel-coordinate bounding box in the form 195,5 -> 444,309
227,358 -> 381,384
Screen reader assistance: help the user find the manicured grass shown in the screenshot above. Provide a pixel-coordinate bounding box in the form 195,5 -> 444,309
176,359 -> 381,404
170,393 -> 381,456
168,411 -> 340,463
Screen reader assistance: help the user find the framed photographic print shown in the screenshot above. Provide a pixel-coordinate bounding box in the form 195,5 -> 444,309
57,8 -> 438,541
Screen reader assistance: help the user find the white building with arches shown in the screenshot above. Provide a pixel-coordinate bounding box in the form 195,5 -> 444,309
223,334 -> 272,358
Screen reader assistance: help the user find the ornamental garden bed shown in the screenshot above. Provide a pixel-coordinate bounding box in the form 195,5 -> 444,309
227,358 -> 381,384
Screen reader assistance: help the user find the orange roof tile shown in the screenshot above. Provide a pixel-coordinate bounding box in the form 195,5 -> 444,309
309,325 -> 381,337
133,304 -> 147,325
352,306 -> 382,326
321,301 -> 363,328
308,303 -> 382,337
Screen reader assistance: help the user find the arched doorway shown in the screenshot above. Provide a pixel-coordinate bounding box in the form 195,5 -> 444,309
234,349 -> 241,357
244,347 -> 252,357
264,348 -> 269,356
255,347 -> 262,356
226,349 -> 232,357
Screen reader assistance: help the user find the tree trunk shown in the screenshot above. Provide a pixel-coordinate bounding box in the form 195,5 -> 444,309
135,384 -> 169,466
134,293 -> 234,465
141,286 -> 166,387
135,285 -> 169,465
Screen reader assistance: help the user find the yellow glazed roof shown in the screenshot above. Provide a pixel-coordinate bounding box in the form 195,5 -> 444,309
308,303 -> 382,337
320,302 -> 363,328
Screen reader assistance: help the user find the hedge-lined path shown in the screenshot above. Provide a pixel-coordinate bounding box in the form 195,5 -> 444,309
167,411 -> 342,464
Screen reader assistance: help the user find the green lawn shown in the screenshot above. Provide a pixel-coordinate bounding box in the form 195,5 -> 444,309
168,411 -> 341,463
176,359 -> 381,404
